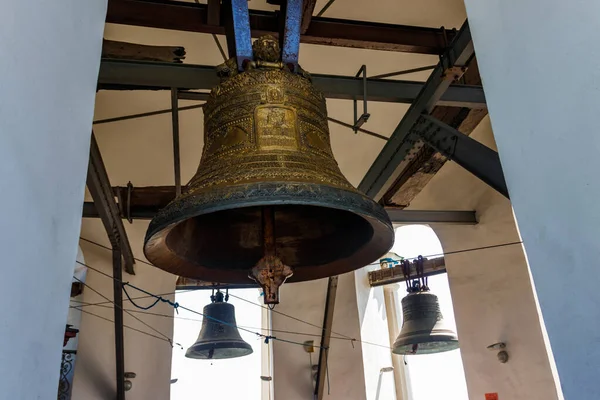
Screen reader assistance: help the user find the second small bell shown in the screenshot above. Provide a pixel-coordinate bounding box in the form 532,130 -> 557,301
392,291 -> 459,355
186,291 -> 253,360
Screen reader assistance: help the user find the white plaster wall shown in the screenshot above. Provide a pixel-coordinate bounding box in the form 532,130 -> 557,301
461,1 -> 599,398
355,266 -> 396,400
71,220 -> 176,400
0,1 -> 105,398
272,273 -> 368,399
408,117 -> 561,399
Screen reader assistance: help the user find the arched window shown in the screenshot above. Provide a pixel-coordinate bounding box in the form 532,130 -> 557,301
393,225 -> 468,400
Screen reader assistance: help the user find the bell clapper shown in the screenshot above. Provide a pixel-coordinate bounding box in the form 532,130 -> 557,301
249,207 -> 294,305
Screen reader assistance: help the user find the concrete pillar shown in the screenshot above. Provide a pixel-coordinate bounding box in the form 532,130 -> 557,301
383,285 -> 413,400
0,0 -> 106,397
261,296 -> 274,400
459,2 -> 600,397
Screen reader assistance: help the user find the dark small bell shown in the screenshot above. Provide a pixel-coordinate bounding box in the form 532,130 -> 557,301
186,291 -> 253,360
392,291 -> 459,355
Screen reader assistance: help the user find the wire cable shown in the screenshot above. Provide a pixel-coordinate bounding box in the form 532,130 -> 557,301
74,257 -> 326,350
227,292 -> 356,340
72,301 -> 353,341
77,236 -> 523,351
73,276 -> 179,347
77,307 -> 178,347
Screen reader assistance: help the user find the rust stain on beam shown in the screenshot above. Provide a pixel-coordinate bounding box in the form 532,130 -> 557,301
102,40 -> 186,63
383,58 -> 488,207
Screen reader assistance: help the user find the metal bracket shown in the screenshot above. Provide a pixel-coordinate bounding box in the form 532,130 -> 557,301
281,0 -> 303,72
353,65 -> 370,132
411,114 -> 510,199
442,66 -> 467,82
115,181 -> 134,224
223,0 -> 253,70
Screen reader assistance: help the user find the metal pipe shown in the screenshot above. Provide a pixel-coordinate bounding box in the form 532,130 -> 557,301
112,248 -> 126,400
327,117 -> 387,141
314,276 -> 338,400
384,286 -> 413,400
375,367 -> 395,400
170,88 -> 182,197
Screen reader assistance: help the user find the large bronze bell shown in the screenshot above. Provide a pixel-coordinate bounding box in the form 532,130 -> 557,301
144,36 -> 394,303
186,291 -> 253,360
392,291 -> 459,355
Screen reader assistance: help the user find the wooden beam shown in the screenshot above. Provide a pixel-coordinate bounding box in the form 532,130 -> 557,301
358,21 -> 475,201
175,276 -> 257,291
206,0 -> 220,26
105,0 -> 456,54
102,40 -> 185,63
368,257 -> 446,287
382,58 -> 489,207
314,276 -> 338,400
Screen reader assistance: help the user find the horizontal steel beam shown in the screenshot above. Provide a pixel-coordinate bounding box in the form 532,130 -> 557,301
97,59 -> 486,108
359,20 -> 476,201
82,186 -> 477,224
105,0 -> 456,54
385,208 -> 477,224
412,114 -> 509,198
86,133 -> 135,274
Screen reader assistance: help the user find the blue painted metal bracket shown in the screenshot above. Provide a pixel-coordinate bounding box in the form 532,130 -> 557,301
281,0 -> 303,71
224,0 -> 253,70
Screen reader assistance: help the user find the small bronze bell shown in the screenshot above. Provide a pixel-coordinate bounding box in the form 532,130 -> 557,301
186,291 -> 253,360
144,36 -> 393,303
392,291 -> 459,355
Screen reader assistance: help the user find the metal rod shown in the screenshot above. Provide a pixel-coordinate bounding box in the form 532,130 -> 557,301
170,88 -> 182,197
112,248 -> 126,400
316,0 -> 337,16
93,104 -> 204,125
314,276 -> 338,400
327,117 -> 387,141
362,66 -> 368,116
212,34 -> 228,62
262,207 -> 276,257
370,65 -> 437,80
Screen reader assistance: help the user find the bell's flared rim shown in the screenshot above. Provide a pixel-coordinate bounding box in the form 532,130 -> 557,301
144,181 -> 394,284
185,340 -> 254,360
392,331 -> 459,355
